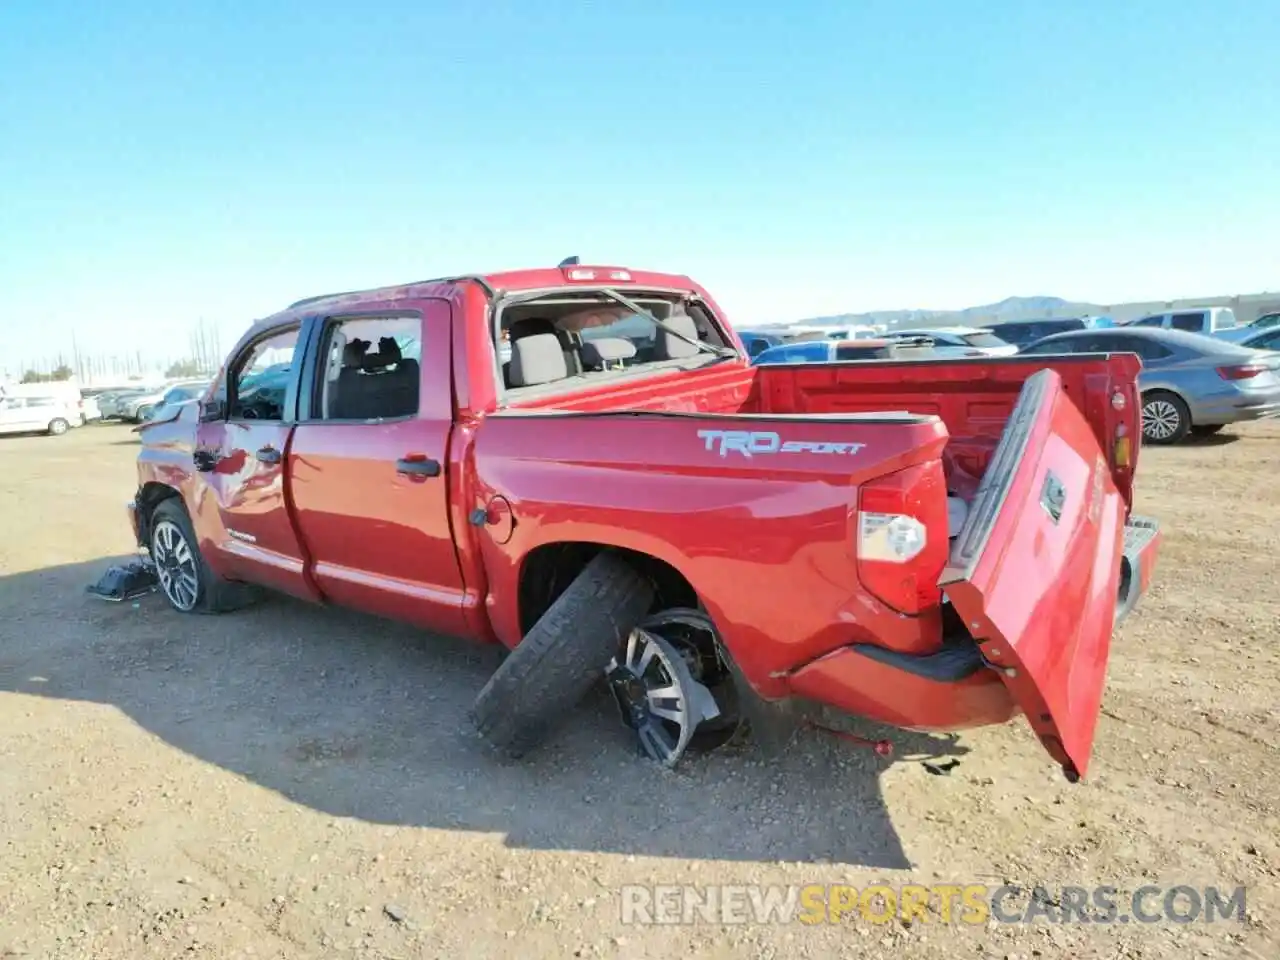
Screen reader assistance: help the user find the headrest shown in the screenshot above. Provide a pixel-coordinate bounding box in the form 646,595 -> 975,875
580,337 -> 638,368
509,317 -> 557,340
656,308 -> 700,360
343,338 -> 371,368
509,333 -> 569,387
366,336 -> 402,368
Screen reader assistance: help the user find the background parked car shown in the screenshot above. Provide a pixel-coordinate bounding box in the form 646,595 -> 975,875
117,380 -> 209,422
78,394 -> 103,423
883,325 -> 1017,357
734,327 -> 830,358
115,388 -> 169,423
98,388 -> 153,419
1246,310 -> 1280,332
751,336 -> 937,364
1020,327 -> 1280,444
986,317 -> 1088,349
1240,325 -> 1280,352
0,394 -> 81,436
140,382 -> 212,422
1124,306 -> 1254,343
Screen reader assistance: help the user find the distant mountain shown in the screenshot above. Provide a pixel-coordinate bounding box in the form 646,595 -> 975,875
755,290 -> 1280,331
781,295 -> 1106,331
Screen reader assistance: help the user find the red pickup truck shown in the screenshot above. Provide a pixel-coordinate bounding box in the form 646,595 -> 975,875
126,263 -> 1160,782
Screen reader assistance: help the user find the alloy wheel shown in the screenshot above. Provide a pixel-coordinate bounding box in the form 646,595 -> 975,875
1142,399 -> 1182,441
606,610 -> 740,767
151,519 -> 200,611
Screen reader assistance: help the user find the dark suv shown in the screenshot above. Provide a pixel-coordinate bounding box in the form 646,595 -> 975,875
988,318 -> 1087,350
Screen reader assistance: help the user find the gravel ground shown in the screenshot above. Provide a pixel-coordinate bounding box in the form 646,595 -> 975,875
1,420 -> 1276,959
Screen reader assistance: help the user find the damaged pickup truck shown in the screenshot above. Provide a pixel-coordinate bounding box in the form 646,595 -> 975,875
121,262 -> 1161,782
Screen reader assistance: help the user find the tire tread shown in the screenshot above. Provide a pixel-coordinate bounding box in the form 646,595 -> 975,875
469,552 -> 654,757
151,500 -> 259,614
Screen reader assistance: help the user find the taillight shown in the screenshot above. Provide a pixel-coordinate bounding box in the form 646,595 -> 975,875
1216,364 -> 1265,380
1114,435 -> 1131,467
856,461 -> 949,614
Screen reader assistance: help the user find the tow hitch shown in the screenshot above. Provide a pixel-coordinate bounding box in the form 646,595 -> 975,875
85,558 -> 159,602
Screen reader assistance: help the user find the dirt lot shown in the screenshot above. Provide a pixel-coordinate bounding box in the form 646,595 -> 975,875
1,421 -> 1276,959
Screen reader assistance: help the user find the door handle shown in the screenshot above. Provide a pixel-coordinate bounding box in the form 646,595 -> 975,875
193,448 -> 218,472
256,446 -> 282,465
396,457 -> 441,478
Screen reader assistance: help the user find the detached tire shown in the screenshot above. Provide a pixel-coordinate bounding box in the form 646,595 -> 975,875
1141,391 -> 1191,445
149,499 -> 259,614
469,552 -> 654,758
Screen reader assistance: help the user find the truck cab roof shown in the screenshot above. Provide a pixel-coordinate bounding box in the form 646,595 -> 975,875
261,265 -> 701,329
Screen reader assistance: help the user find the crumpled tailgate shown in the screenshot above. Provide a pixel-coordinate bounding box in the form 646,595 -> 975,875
940,368 -> 1128,782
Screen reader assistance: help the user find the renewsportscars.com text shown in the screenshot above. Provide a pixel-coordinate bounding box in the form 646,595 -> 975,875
620,883 -> 1247,926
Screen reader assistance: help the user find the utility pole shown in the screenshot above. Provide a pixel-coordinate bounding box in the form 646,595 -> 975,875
71,329 -> 83,383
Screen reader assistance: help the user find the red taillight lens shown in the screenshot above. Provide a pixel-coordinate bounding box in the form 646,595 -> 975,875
855,461 -> 949,614
1216,364 -> 1265,380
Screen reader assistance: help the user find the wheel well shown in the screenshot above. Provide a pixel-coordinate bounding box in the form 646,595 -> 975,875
136,482 -> 182,546
517,542 -> 698,635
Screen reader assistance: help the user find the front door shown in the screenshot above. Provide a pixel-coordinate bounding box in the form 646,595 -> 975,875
285,301 -> 468,635
190,322 -> 318,601
940,368 -> 1127,782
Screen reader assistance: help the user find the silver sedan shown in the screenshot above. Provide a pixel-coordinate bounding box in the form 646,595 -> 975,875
1019,327 -> 1280,444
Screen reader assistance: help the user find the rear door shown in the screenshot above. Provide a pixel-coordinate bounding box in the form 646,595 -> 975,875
285,300 -> 469,636
940,367 -> 1130,781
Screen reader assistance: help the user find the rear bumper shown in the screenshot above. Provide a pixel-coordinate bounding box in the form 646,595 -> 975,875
1115,514 -> 1160,625
788,638 -> 1018,732
1191,391 -> 1280,426
785,514 -> 1162,732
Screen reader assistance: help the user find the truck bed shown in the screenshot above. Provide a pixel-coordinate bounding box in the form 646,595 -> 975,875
510,353 -> 1142,508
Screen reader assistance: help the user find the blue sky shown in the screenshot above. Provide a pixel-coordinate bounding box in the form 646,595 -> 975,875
2,0 -> 1277,373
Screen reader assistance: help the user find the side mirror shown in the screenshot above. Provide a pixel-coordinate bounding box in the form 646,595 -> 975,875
200,397 -> 226,422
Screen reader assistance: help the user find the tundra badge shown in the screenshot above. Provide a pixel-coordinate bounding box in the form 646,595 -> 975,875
697,429 -> 866,459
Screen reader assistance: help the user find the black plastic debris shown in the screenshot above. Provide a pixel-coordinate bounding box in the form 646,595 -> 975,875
86,560 -> 158,602
923,758 -> 962,777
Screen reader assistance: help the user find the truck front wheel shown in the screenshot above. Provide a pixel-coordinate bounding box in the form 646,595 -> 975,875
468,551 -> 654,758
149,500 -> 258,614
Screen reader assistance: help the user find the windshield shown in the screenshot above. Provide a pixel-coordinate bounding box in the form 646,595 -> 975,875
962,332 -> 1011,348
834,343 -> 893,360
1216,308 -> 1238,329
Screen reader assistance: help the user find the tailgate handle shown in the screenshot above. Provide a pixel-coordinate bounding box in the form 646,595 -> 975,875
255,446 -> 282,465
396,457 -> 441,478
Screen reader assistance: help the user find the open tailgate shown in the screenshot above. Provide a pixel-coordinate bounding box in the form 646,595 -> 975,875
941,368 -> 1128,782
